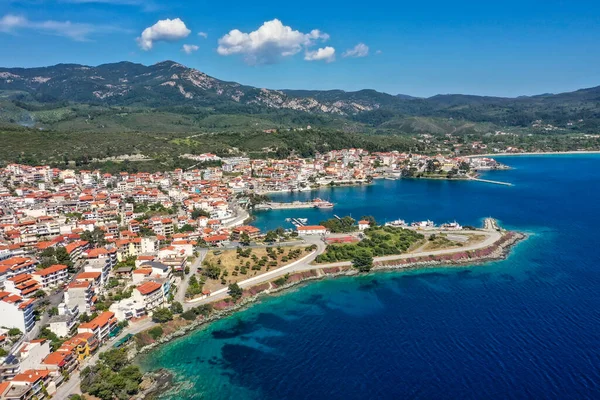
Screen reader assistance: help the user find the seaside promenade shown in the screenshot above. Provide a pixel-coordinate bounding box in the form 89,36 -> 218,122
184,219 -> 504,307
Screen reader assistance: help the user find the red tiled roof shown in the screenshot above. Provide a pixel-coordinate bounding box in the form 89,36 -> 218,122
33,264 -> 67,277
136,281 -> 162,295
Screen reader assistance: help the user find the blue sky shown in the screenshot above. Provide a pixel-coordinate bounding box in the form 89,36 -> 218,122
0,0 -> 599,97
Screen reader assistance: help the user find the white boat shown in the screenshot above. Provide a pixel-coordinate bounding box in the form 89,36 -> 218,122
411,220 -> 435,228
385,219 -> 407,227
313,198 -> 334,209
441,221 -> 462,230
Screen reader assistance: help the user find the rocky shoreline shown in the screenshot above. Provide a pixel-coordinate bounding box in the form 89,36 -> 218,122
132,230 -> 526,398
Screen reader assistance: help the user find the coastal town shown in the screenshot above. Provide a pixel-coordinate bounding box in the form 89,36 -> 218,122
0,149 -> 513,399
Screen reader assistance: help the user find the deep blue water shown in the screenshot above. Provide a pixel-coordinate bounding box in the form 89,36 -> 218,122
140,155 -> 600,399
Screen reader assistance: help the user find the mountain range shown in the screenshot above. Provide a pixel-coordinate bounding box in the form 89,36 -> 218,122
1,60 -> 600,134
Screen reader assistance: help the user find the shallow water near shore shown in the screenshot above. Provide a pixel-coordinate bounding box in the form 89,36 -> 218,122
139,155 -> 600,399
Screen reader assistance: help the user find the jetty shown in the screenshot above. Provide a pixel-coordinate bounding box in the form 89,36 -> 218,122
255,201 -> 318,210
468,177 -> 513,186
255,198 -> 334,210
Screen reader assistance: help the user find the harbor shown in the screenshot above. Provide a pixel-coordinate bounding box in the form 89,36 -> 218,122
255,198 -> 334,210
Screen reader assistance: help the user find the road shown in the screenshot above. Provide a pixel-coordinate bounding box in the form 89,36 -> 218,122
184,221 -> 503,307
56,219 -> 504,398
174,249 -> 207,305
183,237 -> 326,308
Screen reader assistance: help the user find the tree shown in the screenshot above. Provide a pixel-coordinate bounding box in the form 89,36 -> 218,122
80,227 -> 107,248
228,283 -> 243,303
240,232 -> 251,246
151,308 -> 173,323
49,307 -> 59,316
264,230 -> 278,243
33,290 -> 46,299
459,161 -> 471,172
426,159 -> 437,173
191,209 -> 210,219
170,301 -> 183,314
55,246 -> 73,268
202,264 -> 221,280
179,224 -> 195,233
7,328 -> 21,337
352,249 -> 374,272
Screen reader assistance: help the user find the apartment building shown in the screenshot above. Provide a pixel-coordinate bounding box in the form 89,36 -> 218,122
65,281 -> 94,314
132,281 -> 166,312
77,311 -> 118,344
31,264 -> 68,289
0,292 -> 35,332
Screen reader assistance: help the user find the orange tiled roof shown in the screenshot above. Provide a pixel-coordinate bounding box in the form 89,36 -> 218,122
136,281 -> 162,295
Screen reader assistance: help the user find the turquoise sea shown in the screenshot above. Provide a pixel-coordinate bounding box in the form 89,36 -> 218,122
139,155 -> 600,399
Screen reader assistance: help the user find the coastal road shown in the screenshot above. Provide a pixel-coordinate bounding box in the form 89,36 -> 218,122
294,229 -> 502,270
174,249 -> 207,305
184,223 -> 503,307
183,236 -> 326,309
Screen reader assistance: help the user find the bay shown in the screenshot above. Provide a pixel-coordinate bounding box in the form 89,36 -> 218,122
139,155 -> 600,399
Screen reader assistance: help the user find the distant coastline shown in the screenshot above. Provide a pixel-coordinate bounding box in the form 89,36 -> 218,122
467,150 -> 600,158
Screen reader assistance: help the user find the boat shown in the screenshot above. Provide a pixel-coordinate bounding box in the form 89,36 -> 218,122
298,218 -> 308,224
385,219 -> 407,227
313,198 -> 334,209
411,220 -> 435,228
441,221 -> 462,230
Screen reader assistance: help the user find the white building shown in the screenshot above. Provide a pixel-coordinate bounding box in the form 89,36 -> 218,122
0,292 -> 35,332
65,281 -> 94,314
132,281 -> 167,312
296,225 -> 328,235
31,264 -> 68,289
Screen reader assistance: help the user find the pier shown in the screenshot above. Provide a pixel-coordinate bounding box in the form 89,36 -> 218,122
255,201 -> 318,210
468,177 -> 513,186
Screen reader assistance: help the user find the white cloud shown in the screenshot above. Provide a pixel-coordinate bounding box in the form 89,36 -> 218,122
217,19 -> 329,65
0,13 -> 115,41
375,50 -> 382,55
343,43 -> 369,58
136,18 -> 190,51
197,31 -> 208,38
304,46 -> 336,63
182,44 -> 199,54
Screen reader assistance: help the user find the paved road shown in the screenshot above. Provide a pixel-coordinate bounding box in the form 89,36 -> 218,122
184,222 -> 502,306
183,237 -> 326,308
174,249 -> 207,305
56,219 -> 503,398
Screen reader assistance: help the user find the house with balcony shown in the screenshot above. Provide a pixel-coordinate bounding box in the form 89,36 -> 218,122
0,339 -> 50,381
41,350 -> 77,376
8,369 -> 55,400
0,292 -> 35,332
31,264 -> 68,289
59,332 -> 98,361
65,281 -> 94,314
77,311 -> 118,344
132,281 -> 167,313
3,275 -> 40,298
82,247 -> 116,285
